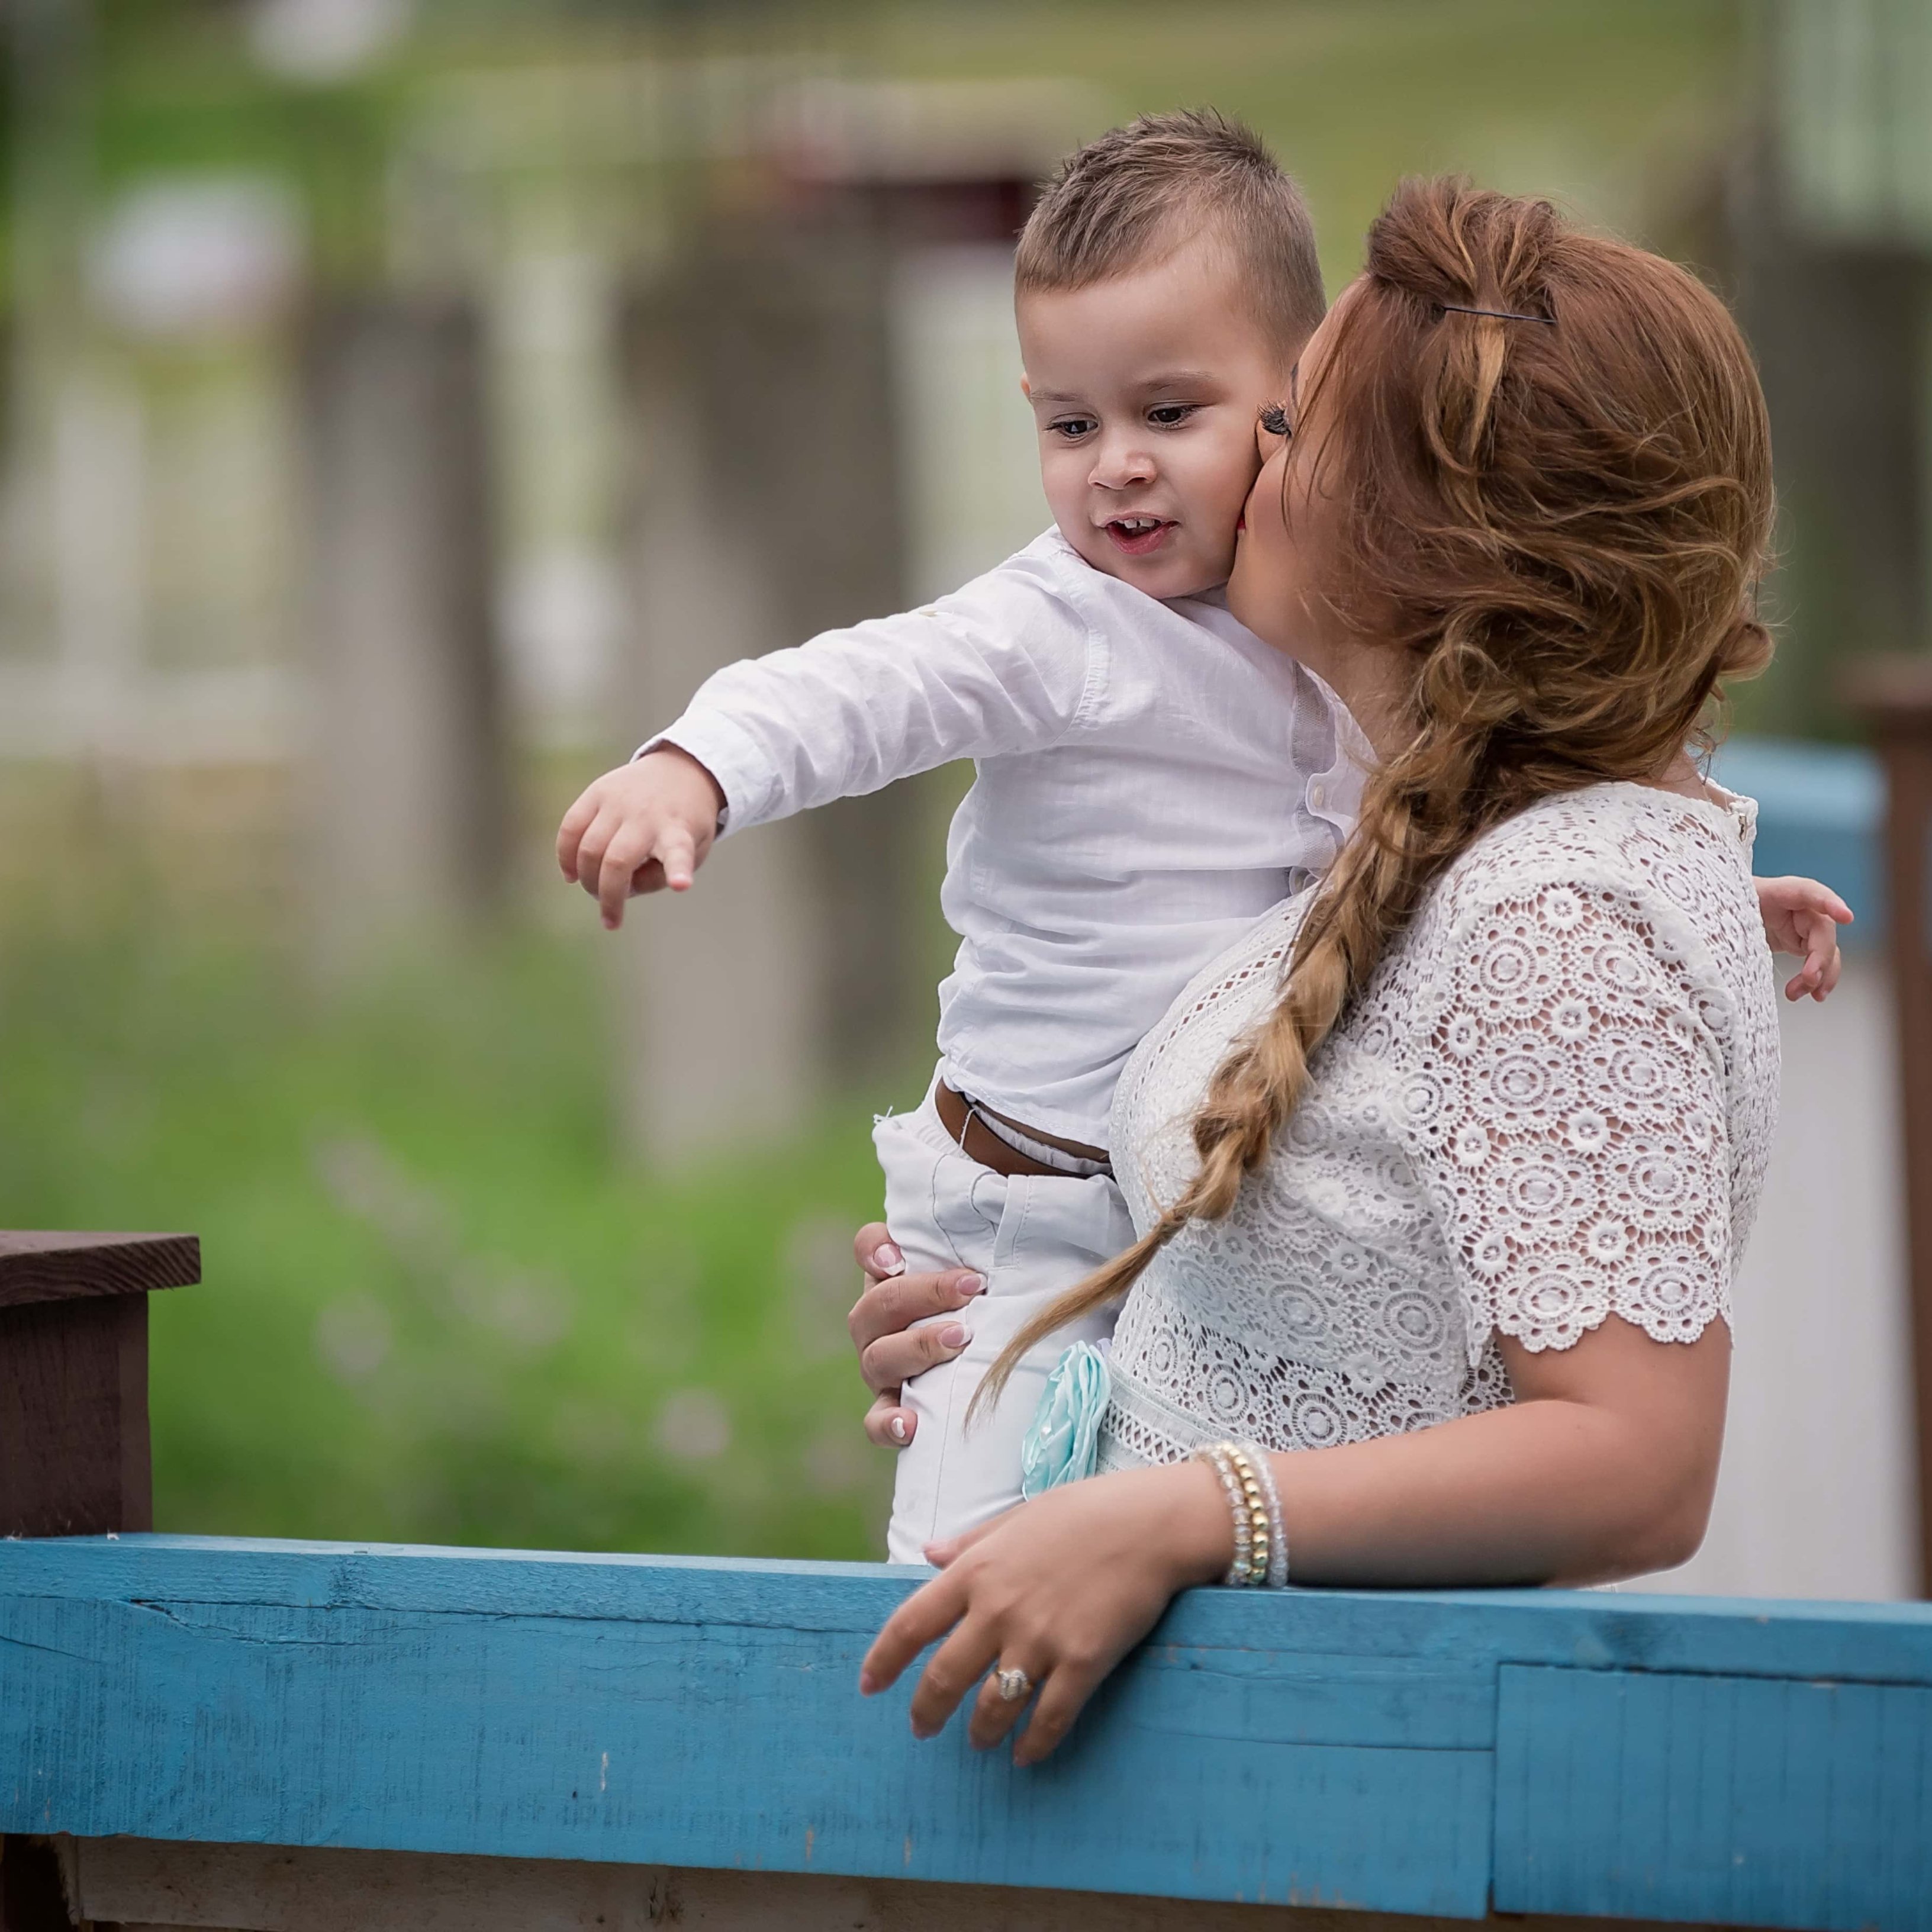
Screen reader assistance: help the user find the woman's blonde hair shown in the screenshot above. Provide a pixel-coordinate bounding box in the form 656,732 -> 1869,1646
980,176 -> 1775,1414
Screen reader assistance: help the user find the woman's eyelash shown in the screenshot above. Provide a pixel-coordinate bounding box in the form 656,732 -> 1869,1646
1260,402 -> 1292,437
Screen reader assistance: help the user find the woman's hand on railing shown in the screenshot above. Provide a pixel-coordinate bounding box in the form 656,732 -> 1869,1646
848,1225 -> 986,1448
859,1459 -> 1228,1765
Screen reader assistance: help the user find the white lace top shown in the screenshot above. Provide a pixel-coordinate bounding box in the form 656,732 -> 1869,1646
1097,783 -> 1779,1473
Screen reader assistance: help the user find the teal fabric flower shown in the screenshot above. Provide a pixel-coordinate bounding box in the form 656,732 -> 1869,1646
1019,1341 -> 1112,1498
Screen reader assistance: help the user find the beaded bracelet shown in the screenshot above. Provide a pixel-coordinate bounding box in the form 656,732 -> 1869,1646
1192,1441 -> 1284,1587
1239,1439 -> 1289,1589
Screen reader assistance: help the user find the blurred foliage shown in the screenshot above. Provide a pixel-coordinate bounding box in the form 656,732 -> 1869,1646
869,0 -> 1743,295
0,836 -> 896,1556
40,0 -> 1746,292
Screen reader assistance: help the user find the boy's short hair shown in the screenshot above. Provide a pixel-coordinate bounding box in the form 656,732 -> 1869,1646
1015,108 -> 1326,356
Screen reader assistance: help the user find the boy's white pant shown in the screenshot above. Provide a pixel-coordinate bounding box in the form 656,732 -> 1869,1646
874,1080 -> 1133,1566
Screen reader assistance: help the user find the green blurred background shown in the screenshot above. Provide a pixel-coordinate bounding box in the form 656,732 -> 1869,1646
0,0 -> 1915,1558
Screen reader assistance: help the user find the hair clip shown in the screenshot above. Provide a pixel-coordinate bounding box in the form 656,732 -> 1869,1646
1259,402 -> 1292,436
1437,302 -> 1554,326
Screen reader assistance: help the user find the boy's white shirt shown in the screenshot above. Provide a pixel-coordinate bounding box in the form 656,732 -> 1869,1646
644,527 -> 1370,1149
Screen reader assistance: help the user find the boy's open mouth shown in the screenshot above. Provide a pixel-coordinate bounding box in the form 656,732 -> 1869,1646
1104,516 -> 1176,558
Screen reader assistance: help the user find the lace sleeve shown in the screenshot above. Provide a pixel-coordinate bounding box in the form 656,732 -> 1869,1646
1404,875 -> 1735,1359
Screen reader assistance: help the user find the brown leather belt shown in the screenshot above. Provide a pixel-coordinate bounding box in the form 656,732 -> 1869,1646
933,1081 -> 1111,1181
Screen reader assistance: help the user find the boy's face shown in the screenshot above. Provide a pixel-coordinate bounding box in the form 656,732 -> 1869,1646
1017,234 -> 1299,603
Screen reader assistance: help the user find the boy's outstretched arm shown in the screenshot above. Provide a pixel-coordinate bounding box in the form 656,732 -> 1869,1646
557,745 -> 725,929
555,567 -> 1096,934
1755,874 -> 1853,1004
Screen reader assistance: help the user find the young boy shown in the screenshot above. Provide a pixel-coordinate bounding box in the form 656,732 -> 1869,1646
559,112 -> 1843,1563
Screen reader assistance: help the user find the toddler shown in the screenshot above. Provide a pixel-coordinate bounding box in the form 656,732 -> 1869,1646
559,111 -> 1844,1563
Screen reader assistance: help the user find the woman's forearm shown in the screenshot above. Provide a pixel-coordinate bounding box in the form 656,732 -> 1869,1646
1261,1318 -> 1732,1589
1270,1399 -> 1695,1588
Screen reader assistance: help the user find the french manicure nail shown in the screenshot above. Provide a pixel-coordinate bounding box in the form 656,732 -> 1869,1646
889,1415 -> 907,1442
957,1273 -> 985,1296
875,1242 -> 905,1275
939,1324 -> 970,1350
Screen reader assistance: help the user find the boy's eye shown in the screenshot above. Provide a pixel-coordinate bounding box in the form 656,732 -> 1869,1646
1048,416 -> 1098,440
1147,403 -> 1199,428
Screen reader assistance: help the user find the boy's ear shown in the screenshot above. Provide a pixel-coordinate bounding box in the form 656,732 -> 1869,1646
1019,375 -> 1032,401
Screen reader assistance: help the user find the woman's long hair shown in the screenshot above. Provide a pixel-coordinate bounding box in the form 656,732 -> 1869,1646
978,176 -> 1775,1414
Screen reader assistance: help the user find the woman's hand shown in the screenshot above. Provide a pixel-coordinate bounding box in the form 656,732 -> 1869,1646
859,1459 -> 1228,1765
848,1225 -> 985,1448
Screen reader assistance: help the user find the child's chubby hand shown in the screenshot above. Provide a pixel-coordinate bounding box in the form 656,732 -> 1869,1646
1755,874 -> 1853,1003
556,745 -> 726,929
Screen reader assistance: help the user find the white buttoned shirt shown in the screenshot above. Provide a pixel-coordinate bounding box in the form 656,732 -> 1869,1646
648,529 -> 1368,1148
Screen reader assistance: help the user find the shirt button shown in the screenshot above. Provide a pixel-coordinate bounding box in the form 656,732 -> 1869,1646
1309,783 -> 1326,810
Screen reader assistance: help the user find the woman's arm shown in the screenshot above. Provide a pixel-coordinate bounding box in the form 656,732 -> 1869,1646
862,1309 -> 1729,1763
1265,1313 -> 1730,1587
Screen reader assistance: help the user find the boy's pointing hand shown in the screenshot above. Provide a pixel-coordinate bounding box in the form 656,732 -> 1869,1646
556,745 -> 726,929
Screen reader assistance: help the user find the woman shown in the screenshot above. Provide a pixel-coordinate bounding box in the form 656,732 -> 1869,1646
855,178 -> 1782,1766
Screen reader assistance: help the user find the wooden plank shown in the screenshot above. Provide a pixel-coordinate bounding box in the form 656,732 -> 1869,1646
0,1296 -> 150,1537
65,1837 -> 1733,1932
1849,656 -> 1932,1590
0,1592 -> 1493,1917
5,1538 -> 1930,1686
0,1234 -> 198,1312
1493,1663 -> 1932,1931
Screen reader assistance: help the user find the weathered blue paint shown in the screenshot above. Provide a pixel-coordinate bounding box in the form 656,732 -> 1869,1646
1713,736 -> 1883,944
2,1541 -> 1930,1926
1495,1664 -> 1932,1931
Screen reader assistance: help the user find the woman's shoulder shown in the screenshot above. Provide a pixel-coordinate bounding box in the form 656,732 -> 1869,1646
1434,784 -> 1757,925
1412,781 -> 1771,1006
1454,781 -> 1753,888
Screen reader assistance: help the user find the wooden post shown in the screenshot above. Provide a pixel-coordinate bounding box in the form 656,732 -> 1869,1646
0,1833 -> 69,1932
1850,658 -> 1932,1592
0,1231 -> 196,1931
299,297 -> 506,971
613,221 -> 917,1163
0,1230 -> 198,1537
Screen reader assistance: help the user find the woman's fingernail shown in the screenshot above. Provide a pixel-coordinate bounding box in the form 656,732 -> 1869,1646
939,1324 -> 970,1350
888,1415 -> 908,1442
875,1242 -> 905,1276
957,1273 -> 985,1296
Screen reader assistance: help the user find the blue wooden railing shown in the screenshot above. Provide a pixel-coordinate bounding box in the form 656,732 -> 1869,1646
3,1534 -> 1930,1930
